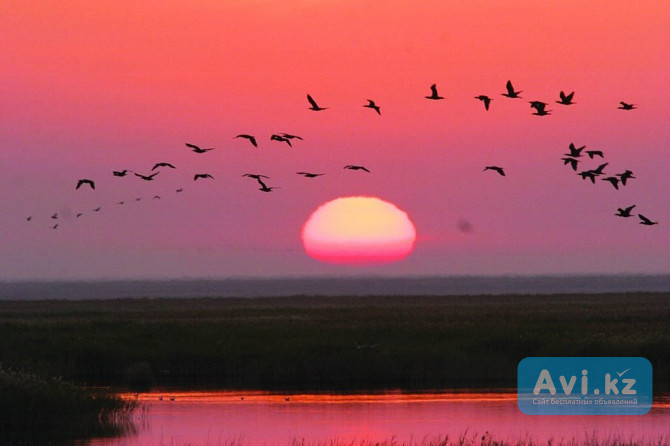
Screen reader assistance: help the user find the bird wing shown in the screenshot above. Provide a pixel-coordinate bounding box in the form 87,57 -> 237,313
638,214 -> 652,224
307,94 -> 319,108
625,205 -> 636,213
257,177 -> 268,189
565,91 -> 575,101
505,80 -> 514,94
430,84 -> 438,96
185,143 -> 200,150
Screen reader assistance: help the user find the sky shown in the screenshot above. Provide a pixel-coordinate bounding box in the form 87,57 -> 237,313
2,0 -> 669,280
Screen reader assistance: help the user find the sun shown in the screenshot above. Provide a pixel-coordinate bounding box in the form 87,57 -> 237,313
301,196 -> 417,264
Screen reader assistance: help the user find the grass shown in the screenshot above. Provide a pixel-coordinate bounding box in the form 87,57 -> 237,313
0,364 -> 137,443
0,293 -> 668,392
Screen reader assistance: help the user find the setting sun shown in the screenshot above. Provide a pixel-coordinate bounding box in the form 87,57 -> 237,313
302,196 -> 416,264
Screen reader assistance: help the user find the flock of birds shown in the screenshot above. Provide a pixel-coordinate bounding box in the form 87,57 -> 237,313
24,80 -> 658,230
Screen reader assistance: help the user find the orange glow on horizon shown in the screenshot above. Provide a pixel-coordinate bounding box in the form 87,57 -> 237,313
302,196 -> 416,264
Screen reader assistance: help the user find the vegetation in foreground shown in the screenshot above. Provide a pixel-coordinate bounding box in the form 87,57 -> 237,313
0,293 -> 668,392
0,364 -> 136,443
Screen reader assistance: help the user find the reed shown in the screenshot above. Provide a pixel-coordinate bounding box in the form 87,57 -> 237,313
0,364 -> 137,443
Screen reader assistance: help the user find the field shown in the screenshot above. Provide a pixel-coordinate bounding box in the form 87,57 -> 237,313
0,293 -> 668,393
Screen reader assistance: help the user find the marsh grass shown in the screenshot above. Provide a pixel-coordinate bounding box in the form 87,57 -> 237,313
0,364 -> 137,443
0,293 -> 668,392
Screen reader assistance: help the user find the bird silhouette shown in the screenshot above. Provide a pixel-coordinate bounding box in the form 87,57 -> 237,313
602,176 -> 620,190
638,214 -> 658,225
186,143 -> 214,153
502,80 -> 522,98
556,91 -> 575,105
257,178 -> 278,192
135,172 -> 159,181
270,134 -> 292,147
529,101 -> 551,116
51,213 -> 58,219
474,95 -> 492,110
307,94 -> 327,111
279,133 -> 303,140
234,134 -> 258,147
344,165 -> 370,172
76,179 -> 95,190
483,166 -> 505,176
76,213 -> 83,218
26,216 -> 32,221
578,171 -> 597,184
153,195 -> 161,200
194,174 -> 214,181
615,205 -> 636,217
618,101 -> 636,110
363,99 -> 381,115
113,169 -> 131,177
562,157 -> 580,171
586,150 -> 604,159
565,143 -> 585,158
243,173 -> 270,180
152,162 -> 176,171
425,84 -> 444,100
176,188 -> 183,193
92,207 -> 101,212
297,172 -> 324,178
52,224 -> 58,230
616,170 -> 635,186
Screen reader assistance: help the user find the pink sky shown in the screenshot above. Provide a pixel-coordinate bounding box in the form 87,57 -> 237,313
2,0 -> 669,280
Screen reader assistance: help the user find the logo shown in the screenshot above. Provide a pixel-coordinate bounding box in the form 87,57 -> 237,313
518,357 -> 652,415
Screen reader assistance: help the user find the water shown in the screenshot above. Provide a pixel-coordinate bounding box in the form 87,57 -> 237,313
3,274 -> 670,300
87,391 -> 670,445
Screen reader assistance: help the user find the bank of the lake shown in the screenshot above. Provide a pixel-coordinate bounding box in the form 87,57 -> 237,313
0,293 -> 668,392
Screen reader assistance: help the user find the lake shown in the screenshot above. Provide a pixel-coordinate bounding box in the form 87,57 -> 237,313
87,391 -> 670,445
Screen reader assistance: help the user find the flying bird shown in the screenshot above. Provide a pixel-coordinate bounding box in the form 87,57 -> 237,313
565,143 -> 585,158
483,166 -> 505,176
616,170 -> 635,186
297,172 -> 324,178
92,207 -> 101,212
234,134 -> 258,147
502,80 -> 522,98
556,91 -> 575,105
363,99 -> 381,115
153,195 -> 161,200
113,169 -> 131,177
76,179 -> 95,190
186,143 -> 214,153
257,177 -> 278,192
279,133 -> 303,140
615,205 -> 636,218
270,134 -> 292,147
176,188 -> 183,193
578,171 -> 597,184
51,213 -> 58,219
194,174 -> 214,181
76,213 -> 83,218
135,172 -> 159,181
26,216 -> 32,221
529,101 -> 551,116
638,214 -> 658,226
52,224 -> 58,230
618,101 -> 636,110
474,95 -> 492,110
561,157 -> 580,171
344,165 -> 370,172
425,84 -> 444,100
602,176 -> 620,190
586,150 -> 604,159
243,173 -> 270,180
152,162 -> 176,171
307,94 -> 327,111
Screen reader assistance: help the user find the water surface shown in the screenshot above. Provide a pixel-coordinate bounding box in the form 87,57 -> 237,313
88,391 -> 670,445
